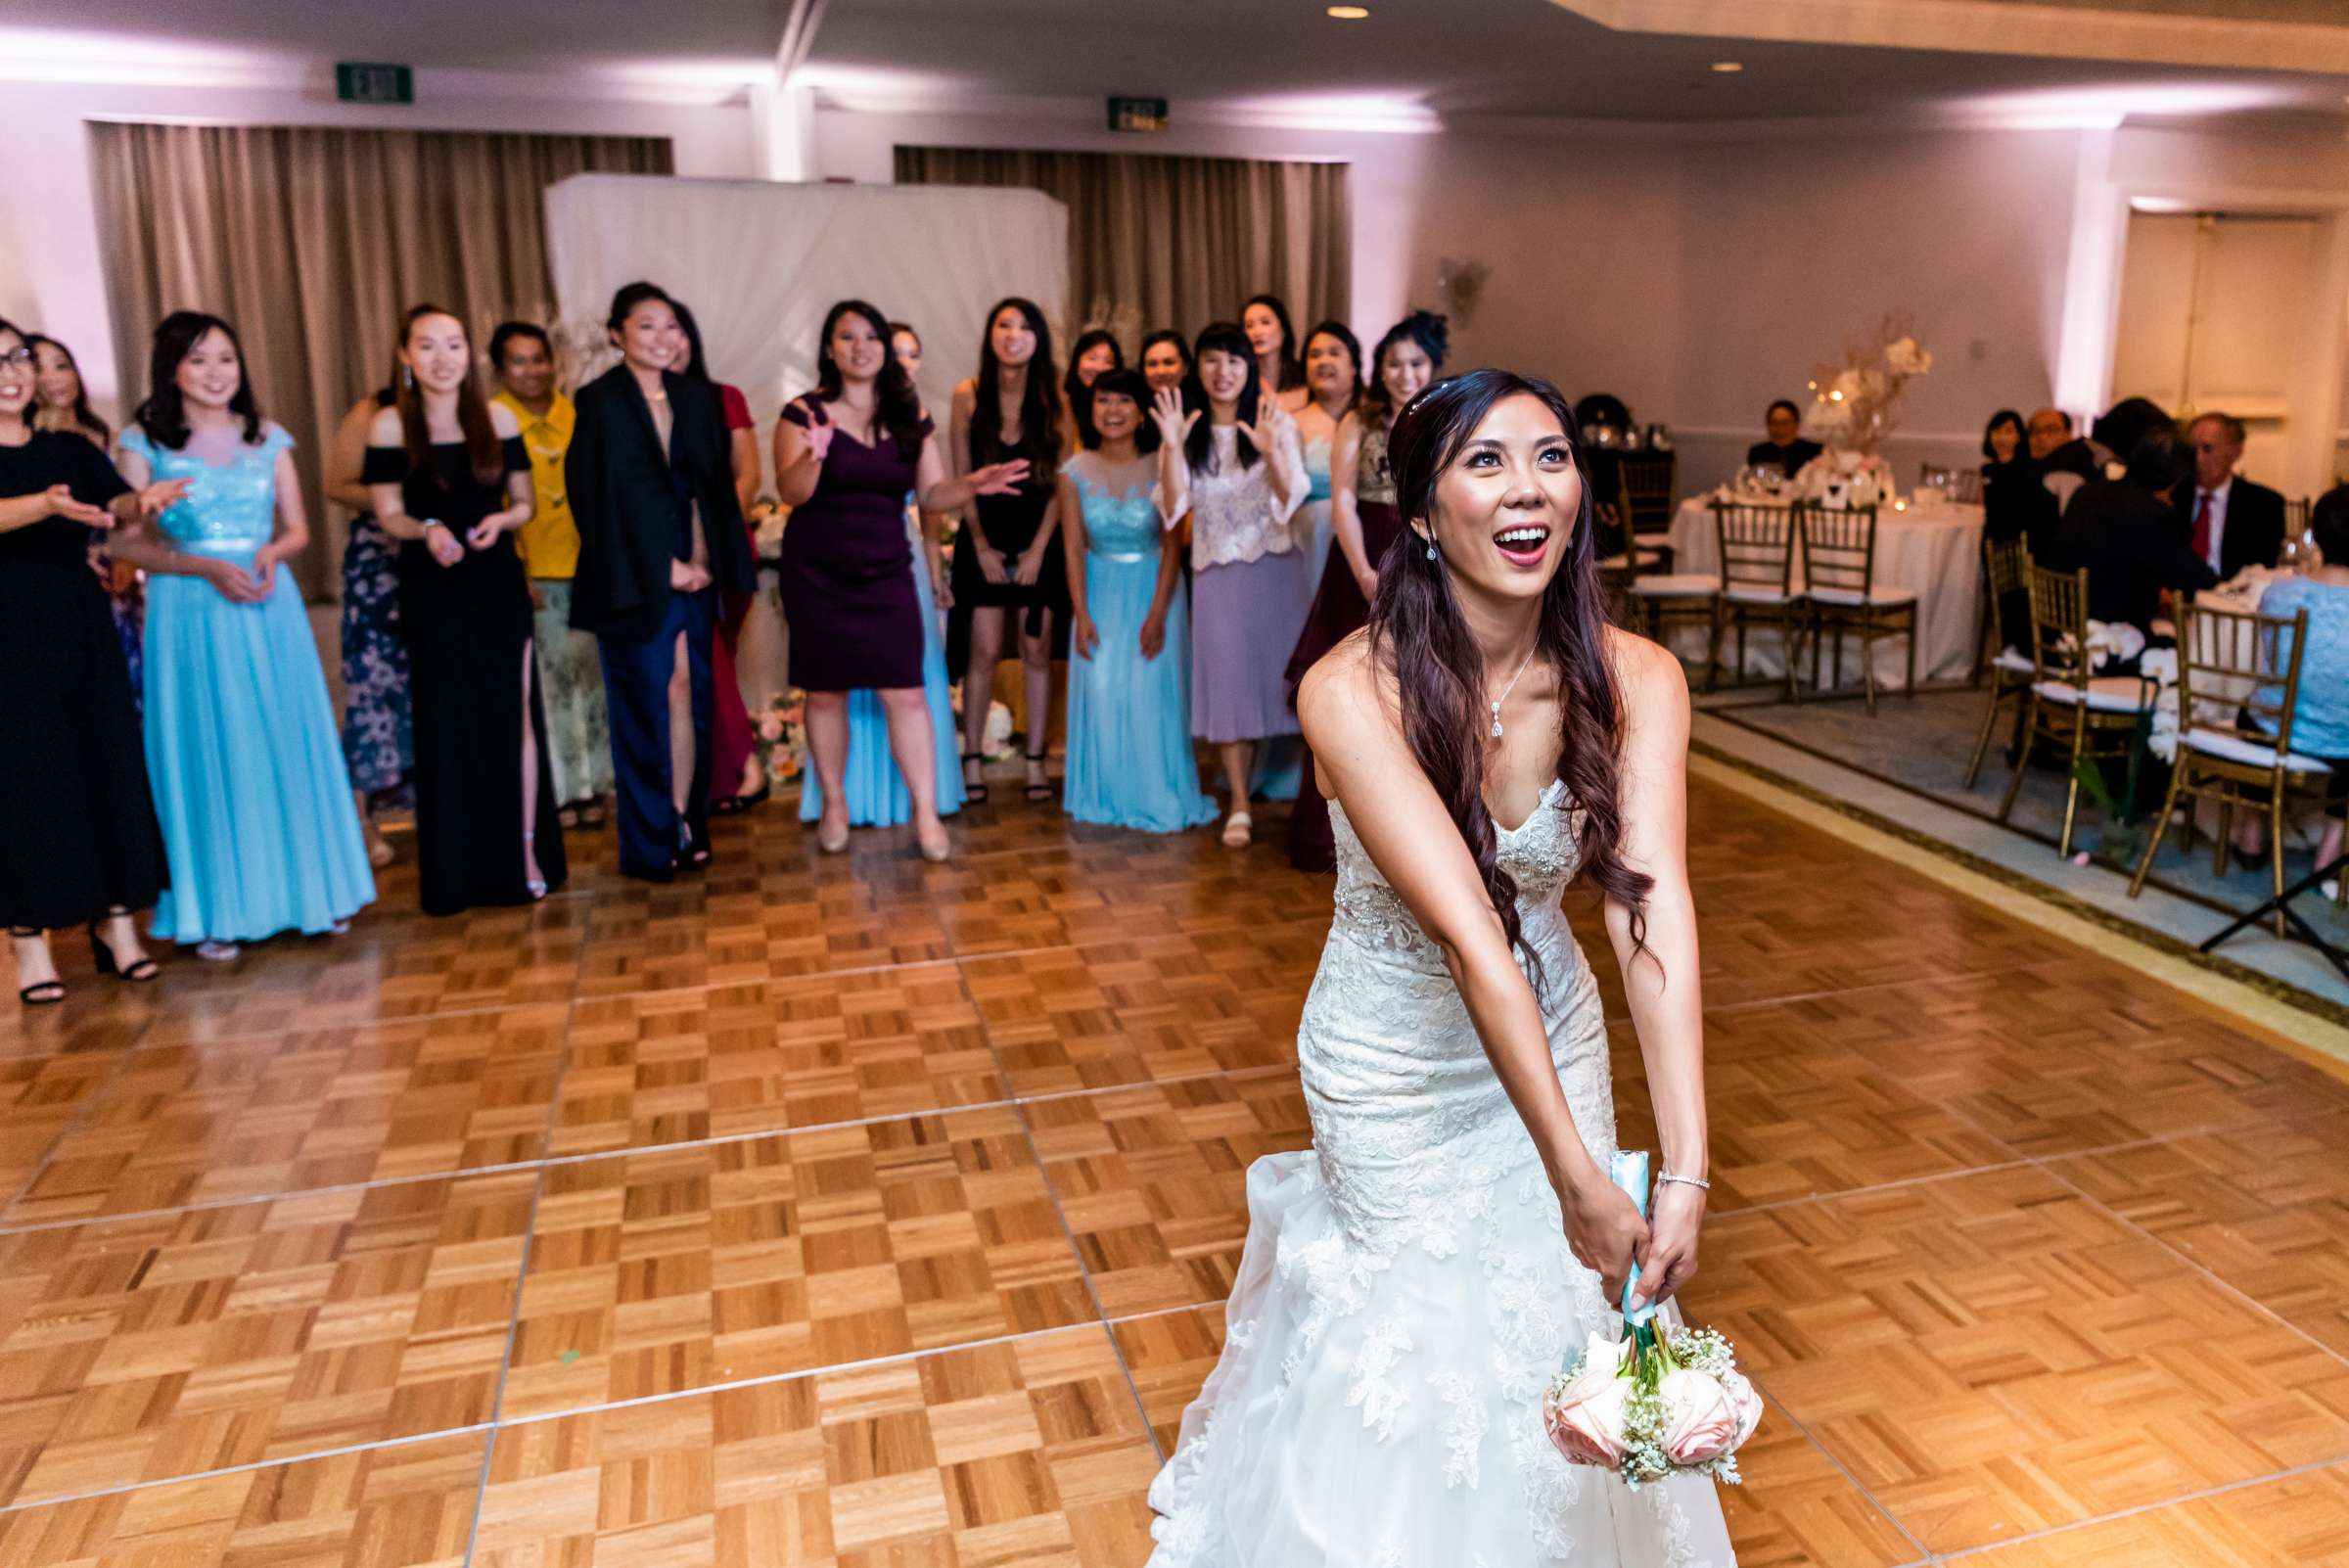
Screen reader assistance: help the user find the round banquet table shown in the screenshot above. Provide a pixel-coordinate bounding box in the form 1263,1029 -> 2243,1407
1663,494 -> 1986,691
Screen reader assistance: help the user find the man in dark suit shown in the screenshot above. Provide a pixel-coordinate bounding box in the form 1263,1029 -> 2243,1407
2179,411 -> 2284,581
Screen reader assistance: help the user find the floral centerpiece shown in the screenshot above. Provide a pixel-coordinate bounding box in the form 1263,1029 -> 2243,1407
748,498 -> 789,565
754,691 -> 806,785
1794,315 -> 1933,506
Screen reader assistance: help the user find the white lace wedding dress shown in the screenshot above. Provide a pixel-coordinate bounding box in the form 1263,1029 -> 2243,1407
1145,780 -> 1738,1566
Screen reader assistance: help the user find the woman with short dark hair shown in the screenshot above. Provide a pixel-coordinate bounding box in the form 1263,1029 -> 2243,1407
567,281 -> 759,880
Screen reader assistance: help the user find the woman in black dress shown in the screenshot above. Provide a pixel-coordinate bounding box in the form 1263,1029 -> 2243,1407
948,298 -> 1066,805
777,300 -> 1028,859
364,304 -> 565,915
0,317 -> 181,1002
566,282 -> 758,882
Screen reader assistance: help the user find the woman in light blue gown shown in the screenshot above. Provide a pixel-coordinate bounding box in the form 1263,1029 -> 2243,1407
112,312 -> 374,958
1059,370 -> 1217,833
798,321 -> 966,828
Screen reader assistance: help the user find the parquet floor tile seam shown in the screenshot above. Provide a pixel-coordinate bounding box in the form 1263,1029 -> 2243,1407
952,957 -> 1175,1469
1931,1453 -> 2349,1564
1881,1024 -> 2349,1382
2027,1154 -> 2349,1378
455,955 -> 595,1568
0,1062 -> 1275,1242
0,1420 -> 498,1519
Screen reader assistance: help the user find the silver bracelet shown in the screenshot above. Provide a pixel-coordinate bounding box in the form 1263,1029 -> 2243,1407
1658,1172 -> 1711,1190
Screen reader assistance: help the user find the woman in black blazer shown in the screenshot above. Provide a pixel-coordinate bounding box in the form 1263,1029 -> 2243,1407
566,281 -> 758,880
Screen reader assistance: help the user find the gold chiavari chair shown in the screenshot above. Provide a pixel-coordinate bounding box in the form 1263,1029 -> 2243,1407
1964,536 -> 2033,787
1620,453 -> 1679,538
2128,602 -> 2332,936
1996,562 -> 2157,857
1707,500 -> 1805,701
1794,501 -> 1915,714
1610,483 -> 1720,676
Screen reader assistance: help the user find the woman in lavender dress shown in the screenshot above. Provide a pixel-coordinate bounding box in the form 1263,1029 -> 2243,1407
1156,322 -> 1309,850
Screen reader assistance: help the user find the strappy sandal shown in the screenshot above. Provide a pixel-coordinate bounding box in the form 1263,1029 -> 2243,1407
1221,810 -> 1253,849
961,752 -> 990,805
524,831 -> 548,901
88,918 -> 160,984
11,927 -> 64,1006
1024,749 -> 1056,805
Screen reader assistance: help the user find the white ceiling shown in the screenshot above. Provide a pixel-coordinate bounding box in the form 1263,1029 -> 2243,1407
4,0 -> 2346,126
803,0 -> 2349,125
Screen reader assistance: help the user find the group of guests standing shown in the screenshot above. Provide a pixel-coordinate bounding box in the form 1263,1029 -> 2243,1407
766,290 -> 1450,874
0,284 -> 775,1001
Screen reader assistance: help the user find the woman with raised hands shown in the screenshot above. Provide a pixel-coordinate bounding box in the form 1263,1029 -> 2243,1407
1155,320 -> 1310,849
776,298 -> 1028,861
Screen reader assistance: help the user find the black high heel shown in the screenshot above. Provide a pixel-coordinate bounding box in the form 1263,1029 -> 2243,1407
10,927 -> 63,1006
961,752 -> 990,805
87,920 -> 160,984
1024,749 -> 1056,805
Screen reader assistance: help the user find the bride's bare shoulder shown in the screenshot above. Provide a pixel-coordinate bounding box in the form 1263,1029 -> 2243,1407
1299,628 -> 1383,715
1604,624 -> 1688,706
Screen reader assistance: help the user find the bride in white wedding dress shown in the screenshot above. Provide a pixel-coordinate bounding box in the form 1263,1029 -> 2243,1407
1144,370 -> 1736,1566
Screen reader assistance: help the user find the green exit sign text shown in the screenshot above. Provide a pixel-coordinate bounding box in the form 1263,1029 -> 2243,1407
336,63 -> 413,104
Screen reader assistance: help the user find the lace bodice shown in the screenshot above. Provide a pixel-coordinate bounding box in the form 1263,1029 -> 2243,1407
1067,453 -> 1169,558
117,423 -> 293,556
1188,421 -> 1309,569
1304,779 -> 1609,1254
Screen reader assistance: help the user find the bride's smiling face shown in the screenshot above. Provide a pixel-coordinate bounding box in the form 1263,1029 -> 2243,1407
1416,392 -> 1582,606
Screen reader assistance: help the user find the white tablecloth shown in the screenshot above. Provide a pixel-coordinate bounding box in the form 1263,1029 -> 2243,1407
1663,495 -> 1986,691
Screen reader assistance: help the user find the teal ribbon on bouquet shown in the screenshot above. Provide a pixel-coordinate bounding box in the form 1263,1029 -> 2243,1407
1611,1148 -> 1660,1334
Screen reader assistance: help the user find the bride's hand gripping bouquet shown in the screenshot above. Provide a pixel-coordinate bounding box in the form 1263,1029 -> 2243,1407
1543,1151 -> 1762,1487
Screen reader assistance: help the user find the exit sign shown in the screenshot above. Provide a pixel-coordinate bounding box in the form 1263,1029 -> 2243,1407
336,62 -> 413,104
1107,96 -> 1168,133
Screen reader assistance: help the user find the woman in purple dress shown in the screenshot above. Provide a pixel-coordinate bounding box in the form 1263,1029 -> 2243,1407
1284,310 -> 1448,871
773,300 -> 1027,862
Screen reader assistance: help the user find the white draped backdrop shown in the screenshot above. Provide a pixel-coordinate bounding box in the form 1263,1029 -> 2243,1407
543,174 -> 1070,431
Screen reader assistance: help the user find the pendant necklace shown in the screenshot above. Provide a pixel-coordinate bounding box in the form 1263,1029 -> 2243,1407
1487,643 -> 1538,739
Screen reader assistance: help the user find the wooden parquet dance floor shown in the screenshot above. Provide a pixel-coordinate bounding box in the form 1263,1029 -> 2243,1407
2,777 -> 2347,1567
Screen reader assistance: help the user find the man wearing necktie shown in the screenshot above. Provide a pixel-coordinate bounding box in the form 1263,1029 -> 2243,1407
2181,412 -> 2285,580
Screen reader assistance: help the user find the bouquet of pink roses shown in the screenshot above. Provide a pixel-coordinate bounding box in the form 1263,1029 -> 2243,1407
1541,1152 -> 1762,1488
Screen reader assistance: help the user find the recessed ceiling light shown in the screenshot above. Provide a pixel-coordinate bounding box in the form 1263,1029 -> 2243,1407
1711,61 -> 1744,72
1327,5 -> 1371,18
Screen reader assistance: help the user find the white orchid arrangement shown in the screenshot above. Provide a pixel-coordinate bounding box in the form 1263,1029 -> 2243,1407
1803,314 -> 1932,458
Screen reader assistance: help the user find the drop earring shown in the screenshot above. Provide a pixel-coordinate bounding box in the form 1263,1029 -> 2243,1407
1425,541 -> 1437,561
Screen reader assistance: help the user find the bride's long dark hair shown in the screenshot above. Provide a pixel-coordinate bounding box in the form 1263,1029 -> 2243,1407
1365,368 -> 1651,978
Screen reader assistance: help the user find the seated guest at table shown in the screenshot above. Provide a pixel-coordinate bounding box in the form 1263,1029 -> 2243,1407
1746,398 -> 1820,477
2181,411 -> 2283,581
1979,409 -> 2036,540
2246,502 -> 2349,880
2025,407 -> 2072,464
2050,427 -> 2217,639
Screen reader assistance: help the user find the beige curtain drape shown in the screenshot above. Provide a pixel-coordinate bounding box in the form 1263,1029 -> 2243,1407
894,145 -> 1350,357
89,121 -> 670,595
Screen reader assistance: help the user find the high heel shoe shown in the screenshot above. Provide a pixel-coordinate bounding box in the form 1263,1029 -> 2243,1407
961,752 -> 990,805
816,813 -> 851,854
87,921 -> 160,984
676,818 -> 711,869
523,831 -> 548,900
1024,749 -> 1056,805
11,927 -> 63,1006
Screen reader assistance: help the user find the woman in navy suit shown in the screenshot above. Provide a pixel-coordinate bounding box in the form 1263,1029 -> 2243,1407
565,281 -> 758,880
